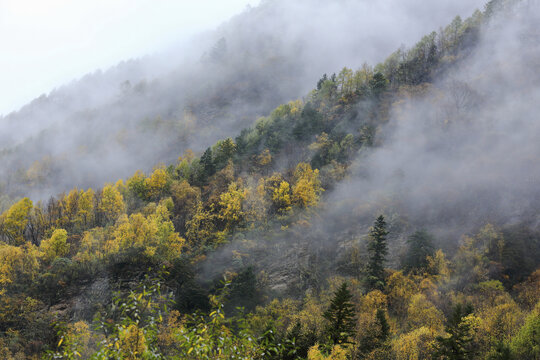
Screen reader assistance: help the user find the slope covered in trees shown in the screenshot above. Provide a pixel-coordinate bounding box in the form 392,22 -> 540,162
0,0 -> 485,202
1,0 -> 540,359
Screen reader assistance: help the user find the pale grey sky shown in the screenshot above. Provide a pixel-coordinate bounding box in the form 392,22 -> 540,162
0,0 -> 260,115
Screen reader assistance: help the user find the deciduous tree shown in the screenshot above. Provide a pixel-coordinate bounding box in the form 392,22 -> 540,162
0,197 -> 33,245
40,229 -> 69,262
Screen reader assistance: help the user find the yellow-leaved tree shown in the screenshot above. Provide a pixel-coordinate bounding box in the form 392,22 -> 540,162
476,301 -> 523,354
145,167 -> 170,200
0,242 -> 39,293
119,324 -> 148,359
152,198 -> 184,260
406,294 -> 445,333
385,271 -> 418,321
62,188 -> 80,227
76,188 -> 95,229
126,170 -> 148,199
40,229 -> 70,262
108,199 -> 184,261
255,149 -> 272,174
308,344 -> 348,360
98,184 -> 125,224
61,188 -> 95,231
292,163 -> 323,208
170,179 -> 200,237
391,326 -> 438,360
219,181 -> 247,231
272,181 -> 292,214
185,202 -> 224,250
426,249 -> 451,284
112,213 -> 155,253
75,228 -> 107,262
0,197 -> 33,245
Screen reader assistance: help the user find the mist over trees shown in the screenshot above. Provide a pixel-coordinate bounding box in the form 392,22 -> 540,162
0,0 -> 485,202
1,0 -> 540,359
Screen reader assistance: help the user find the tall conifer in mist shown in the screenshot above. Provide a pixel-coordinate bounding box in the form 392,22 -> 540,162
366,215 -> 389,291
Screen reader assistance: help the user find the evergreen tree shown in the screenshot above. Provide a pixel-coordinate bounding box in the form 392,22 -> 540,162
358,309 -> 392,357
199,147 -> 215,182
402,229 -> 435,273
226,266 -> 259,313
427,39 -> 439,71
369,72 -> 387,98
484,0 -> 505,19
486,342 -> 511,360
283,321 -> 316,360
323,282 -> 357,345
209,37 -> 227,63
366,215 -> 389,291
435,303 -> 477,360
213,138 -> 236,170
317,73 -> 328,90
375,309 -> 390,342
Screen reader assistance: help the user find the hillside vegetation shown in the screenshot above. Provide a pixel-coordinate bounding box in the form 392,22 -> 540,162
1,0 -> 540,359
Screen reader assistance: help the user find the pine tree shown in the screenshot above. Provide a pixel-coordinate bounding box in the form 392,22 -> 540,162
366,215 -> 389,291
323,282 -> 357,345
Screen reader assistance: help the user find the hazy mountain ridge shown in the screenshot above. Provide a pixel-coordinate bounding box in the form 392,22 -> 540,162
0,0 -> 485,201
1,1 -> 540,358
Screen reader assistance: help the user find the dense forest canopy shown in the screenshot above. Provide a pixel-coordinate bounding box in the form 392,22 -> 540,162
1,0 -> 540,359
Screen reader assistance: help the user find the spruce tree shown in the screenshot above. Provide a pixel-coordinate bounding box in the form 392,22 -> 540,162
369,72 -> 387,98
435,303 -> 477,360
323,282 -> 357,345
375,309 -> 390,342
358,309 -> 392,356
366,215 -> 389,291
402,229 -> 435,273
317,73 -> 328,90
201,147 -> 215,176
197,147 -> 215,184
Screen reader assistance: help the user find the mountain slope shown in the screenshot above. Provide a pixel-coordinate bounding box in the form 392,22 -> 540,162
0,0 -> 485,201
1,0 -> 540,358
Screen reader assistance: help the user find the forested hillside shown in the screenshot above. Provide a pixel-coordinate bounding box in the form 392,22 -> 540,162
1,0 -> 540,359
0,0 -> 484,201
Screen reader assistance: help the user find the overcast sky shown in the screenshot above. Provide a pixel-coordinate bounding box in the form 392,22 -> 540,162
0,0 -> 260,116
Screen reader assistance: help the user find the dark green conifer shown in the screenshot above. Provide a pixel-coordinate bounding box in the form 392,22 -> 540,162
369,72 -> 387,98
200,147 -> 215,177
402,229 -> 435,273
435,303 -> 477,359
375,309 -> 390,342
358,308 -> 392,356
366,215 -> 389,291
317,73 -> 328,90
323,282 -> 356,345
